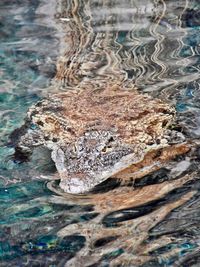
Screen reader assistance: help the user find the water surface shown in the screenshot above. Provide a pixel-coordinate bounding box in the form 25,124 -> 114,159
0,0 -> 200,266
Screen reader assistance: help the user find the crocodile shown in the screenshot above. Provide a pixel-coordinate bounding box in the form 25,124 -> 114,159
11,0 -> 190,195
9,1 -> 200,266
12,82 -> 188,194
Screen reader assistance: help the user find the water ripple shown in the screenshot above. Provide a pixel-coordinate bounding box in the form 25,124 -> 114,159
1,0 -> 200,266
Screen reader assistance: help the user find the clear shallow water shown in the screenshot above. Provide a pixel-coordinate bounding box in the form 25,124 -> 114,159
0,0 -> 200,266
0,0 -> 59,182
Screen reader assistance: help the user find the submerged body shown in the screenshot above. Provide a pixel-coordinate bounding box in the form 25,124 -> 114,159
11,0 -> 187,194
14,84 -> 185,194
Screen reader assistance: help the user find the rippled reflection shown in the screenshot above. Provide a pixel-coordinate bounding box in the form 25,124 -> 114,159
0,0 -> 200,266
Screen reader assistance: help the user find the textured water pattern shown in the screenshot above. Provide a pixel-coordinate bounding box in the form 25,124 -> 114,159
0,0 -> 200,266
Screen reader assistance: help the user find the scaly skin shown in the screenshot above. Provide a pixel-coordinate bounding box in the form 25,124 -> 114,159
13,83 -> 186,194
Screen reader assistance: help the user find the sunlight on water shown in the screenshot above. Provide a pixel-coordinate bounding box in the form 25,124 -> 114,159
0,0 -> 200,266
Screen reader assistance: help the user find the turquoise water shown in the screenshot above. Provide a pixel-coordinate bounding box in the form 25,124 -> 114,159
0,1 -> 80,266
1,0 -> 200,266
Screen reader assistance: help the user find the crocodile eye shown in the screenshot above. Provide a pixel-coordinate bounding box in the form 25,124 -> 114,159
37,120 -> 44,126
156,139 -> 161,144
30,123 -> 38,130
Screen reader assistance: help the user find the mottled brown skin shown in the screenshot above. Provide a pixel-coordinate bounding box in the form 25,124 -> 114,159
32,86 -> 174,143
14,84 -> 186,194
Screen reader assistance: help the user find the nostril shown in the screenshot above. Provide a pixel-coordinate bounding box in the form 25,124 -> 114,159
108,137 -> 114,142
102,147 -> 107,153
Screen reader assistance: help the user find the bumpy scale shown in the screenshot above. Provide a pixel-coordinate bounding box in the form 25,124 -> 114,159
14,84 -> 185,194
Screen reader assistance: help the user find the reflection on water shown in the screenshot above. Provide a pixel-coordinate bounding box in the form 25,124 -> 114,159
0,0 -> 200,266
